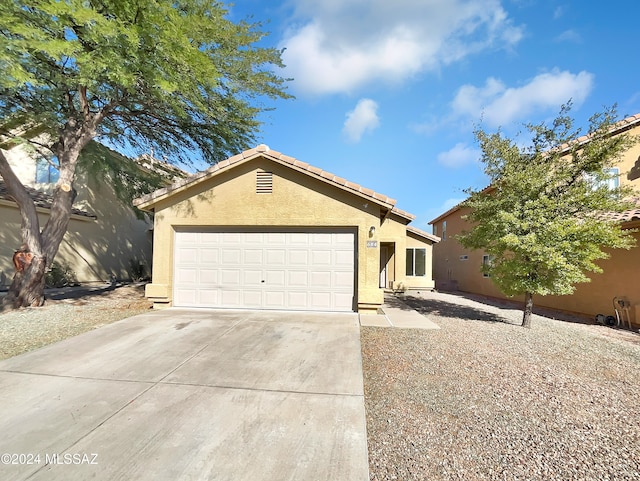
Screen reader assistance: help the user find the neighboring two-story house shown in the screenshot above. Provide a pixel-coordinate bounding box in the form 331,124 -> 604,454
0,140 -> 185,288
430,114 -> 640,328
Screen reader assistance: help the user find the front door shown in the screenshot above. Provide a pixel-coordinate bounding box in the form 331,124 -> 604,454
379,246 -> 388,288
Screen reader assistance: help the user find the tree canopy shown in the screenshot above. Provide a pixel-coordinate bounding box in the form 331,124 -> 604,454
0,0 -> 292,309
458,105 -> 638,327
0,0 -> 291,163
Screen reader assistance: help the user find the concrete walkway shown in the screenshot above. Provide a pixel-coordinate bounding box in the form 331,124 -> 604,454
359,294 -> 440,329
0,309 -> 369,481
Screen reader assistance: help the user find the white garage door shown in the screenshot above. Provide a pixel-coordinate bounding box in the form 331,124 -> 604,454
173,231 -> 355,311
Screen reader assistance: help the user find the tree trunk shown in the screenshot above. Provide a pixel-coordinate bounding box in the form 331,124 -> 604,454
0,126 -> 89,311
2,256 -> 47,310
521,291 -> 533,328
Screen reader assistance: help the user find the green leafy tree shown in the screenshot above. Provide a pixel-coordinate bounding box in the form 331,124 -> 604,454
458,105 -> 637,328
0,0 -> 291,309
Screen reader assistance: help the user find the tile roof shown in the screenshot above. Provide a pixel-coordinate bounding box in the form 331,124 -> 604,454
0,181 -> 97,219
600,198 -> 640,224
135,144 -> 415,220
557,113 -> 640,154
407,225 -> 440,243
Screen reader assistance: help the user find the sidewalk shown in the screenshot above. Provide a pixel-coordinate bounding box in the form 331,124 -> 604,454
359,294 -> 440,329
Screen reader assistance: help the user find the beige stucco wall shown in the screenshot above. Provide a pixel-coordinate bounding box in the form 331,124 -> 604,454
431,122 -> 640,328
434,211 -> 640,327
145,156 -> 435,312
1,144 -> 154,287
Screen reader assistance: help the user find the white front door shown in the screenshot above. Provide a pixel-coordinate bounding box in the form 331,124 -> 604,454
379,246 -> 387,288
173,231 -> 355,311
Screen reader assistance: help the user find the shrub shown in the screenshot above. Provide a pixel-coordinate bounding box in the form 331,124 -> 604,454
45,262 -> 77,288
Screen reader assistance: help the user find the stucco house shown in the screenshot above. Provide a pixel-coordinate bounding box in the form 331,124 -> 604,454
429,114 -> 640,329
134,144 -> 439,313
0,141 -> 184,288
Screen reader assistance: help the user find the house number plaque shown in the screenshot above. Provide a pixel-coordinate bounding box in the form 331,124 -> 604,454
366,241 -> 377,248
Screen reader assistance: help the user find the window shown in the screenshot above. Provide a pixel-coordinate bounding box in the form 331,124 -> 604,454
406,248 -> 426,277
605,167 -> 620,190
482,254 -> 492,278
432,224 -> 438,236
442,221 -> 447,240
35,157 -> 59,184
586,167 -> 619,191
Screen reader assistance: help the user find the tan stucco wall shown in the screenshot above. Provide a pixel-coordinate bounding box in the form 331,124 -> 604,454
146,157 -> 434,312
1,145 -> 153,287
431,122 -> 640,328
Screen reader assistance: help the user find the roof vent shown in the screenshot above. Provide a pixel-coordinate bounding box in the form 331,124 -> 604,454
256,171 -> 273,194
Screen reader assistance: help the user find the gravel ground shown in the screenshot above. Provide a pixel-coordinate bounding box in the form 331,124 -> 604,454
1,286 -> 639,480
0,283 -> 152,360
363,290 -> 640,481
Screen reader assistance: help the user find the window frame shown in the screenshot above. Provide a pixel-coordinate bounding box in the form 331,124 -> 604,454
482,254 -> 492,278
35,157 -> 60,184
406,248 -> 427,277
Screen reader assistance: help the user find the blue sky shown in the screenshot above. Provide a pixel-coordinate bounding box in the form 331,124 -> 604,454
224,0 -> 640,230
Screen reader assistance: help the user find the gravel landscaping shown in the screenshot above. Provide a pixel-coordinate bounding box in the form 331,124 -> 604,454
0,284 -> 152,360
363,290 -> 640,481
1,286 -> 639,480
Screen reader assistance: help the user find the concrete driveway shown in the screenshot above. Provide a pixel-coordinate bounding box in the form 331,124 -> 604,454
0,309 -> 369,481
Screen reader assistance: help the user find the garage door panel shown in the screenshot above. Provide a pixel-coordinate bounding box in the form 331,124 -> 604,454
175,288 -> 197,305
221,290 -> 242,306
334,250 -> 354,266
244,233 -> 264,244
197,289 -> 219,306
264,291 -> 286,308
334,271 -> 353,288
199,269 -> 218,284
244,249 -> 263,264
289,250 -> 309,265
288,271 -> 308,287
222,248 -> 241,263
334,292 -> 354,310
176,247 -> 197,264
200,248 -> 219,264
266,233 -> 286,243
311,250 -> 331,265
266,249 -> 286,265
175,267 -> 197,284
242,290 -> 262,307
174,231 -> 354,311
310,271 -> 331,288
199,232 -> 220,244
265,270 -> 286,286
221,269 -> 241,285
243,270 -> 263,286
287,292 -> 308,307
309,292 -> 332,309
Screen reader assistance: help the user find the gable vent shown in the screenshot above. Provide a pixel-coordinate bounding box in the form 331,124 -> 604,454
256,171 -> 273,194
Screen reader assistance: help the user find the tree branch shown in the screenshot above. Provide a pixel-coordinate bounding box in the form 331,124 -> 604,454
0,150 -> 43,254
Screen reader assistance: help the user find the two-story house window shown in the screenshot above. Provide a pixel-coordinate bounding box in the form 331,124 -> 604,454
35,157 -> 60,184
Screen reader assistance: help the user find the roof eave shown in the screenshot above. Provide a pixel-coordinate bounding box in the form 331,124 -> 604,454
134,145 -> 403,213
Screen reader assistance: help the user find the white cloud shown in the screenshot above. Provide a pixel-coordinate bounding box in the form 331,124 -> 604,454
280,0 -> 523,95
451,69 -> 594,127
424,197 -> 467,223
342,99 -> 380,143
555,29 -> 582,43
437,143 -> 481,168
